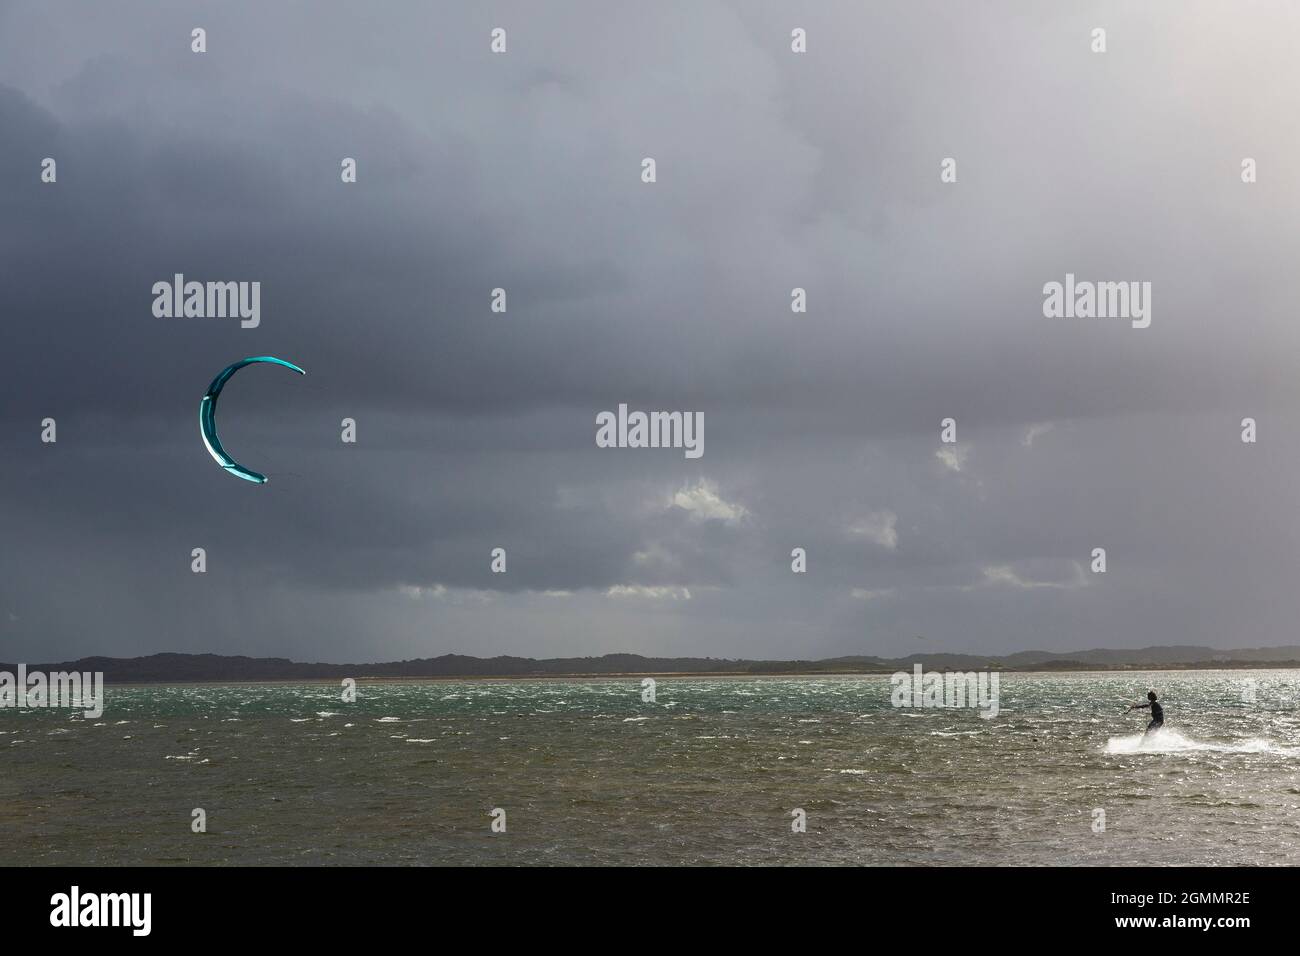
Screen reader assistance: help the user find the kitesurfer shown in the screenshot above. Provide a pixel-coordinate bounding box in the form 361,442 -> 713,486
1126,690 -> 1164,736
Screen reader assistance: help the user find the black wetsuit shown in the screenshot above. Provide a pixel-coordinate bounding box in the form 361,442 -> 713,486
1144,700 -> 1164,733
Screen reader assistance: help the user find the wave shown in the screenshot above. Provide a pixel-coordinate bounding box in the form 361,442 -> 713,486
1106,728 -> 1300,756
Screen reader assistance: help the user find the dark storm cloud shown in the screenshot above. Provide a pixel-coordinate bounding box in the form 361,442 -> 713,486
2,0 -> 1300,662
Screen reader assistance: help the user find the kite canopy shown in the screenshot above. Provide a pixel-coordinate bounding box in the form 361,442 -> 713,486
199,356 -> 305,484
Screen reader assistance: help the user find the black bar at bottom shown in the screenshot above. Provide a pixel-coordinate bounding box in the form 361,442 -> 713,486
0,866 -> 1271,940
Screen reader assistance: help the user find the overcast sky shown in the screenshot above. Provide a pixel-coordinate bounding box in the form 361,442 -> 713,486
2,1 -> 1299,664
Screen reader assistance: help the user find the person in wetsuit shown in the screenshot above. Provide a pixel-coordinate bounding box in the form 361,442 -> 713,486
1127,690 -> 1164,735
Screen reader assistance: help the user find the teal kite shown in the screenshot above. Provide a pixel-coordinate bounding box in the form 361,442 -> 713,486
199,356 -> 305,484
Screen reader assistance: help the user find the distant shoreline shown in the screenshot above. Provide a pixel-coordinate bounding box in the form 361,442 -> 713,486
9,647 -> 1300,685
91,664 -> 1300,688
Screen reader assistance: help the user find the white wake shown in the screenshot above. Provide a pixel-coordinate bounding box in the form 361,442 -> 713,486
1105,728 -> 1300,756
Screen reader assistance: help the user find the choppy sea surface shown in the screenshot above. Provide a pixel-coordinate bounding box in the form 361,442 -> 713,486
3,671 -> 1300,866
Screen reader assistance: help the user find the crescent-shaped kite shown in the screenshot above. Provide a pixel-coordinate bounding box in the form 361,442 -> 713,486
199,356 -> 305,484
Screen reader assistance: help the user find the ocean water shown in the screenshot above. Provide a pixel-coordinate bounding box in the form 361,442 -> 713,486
3,670 -> 1300,866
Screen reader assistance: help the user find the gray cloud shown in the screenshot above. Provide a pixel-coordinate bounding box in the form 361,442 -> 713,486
2,0 -> 1298,663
